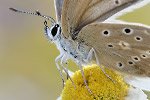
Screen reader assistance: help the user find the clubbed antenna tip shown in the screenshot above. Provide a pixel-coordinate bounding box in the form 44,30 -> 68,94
9,8 -> 18,12
9,7 -> 56,24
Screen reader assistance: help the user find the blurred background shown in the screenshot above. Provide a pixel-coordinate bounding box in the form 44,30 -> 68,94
0,0 -> 150,100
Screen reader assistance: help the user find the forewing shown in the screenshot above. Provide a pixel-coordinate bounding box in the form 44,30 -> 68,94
61,0 -> 142,38
78,23 -> 150,77
54,0 -> 64,22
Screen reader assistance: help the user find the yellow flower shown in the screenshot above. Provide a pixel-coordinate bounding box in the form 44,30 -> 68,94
60,65 -> 128,100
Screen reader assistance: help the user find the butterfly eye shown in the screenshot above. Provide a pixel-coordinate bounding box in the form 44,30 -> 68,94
51,24 -> 59,37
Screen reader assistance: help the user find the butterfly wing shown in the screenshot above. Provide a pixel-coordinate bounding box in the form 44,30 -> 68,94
78,22 -> 150,77
54,0 -> 64,22
61,0 -> 144,38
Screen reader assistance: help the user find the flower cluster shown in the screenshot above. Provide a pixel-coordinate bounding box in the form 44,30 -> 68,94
57,65 -> 150,100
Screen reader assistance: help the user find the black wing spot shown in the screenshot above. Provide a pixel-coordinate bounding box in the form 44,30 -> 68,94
104,30 -> 108,35
125,29 -> 131,33
102,30 -> 110,36
114,0 -> 120,5
117,62 -> 123,68
135,36 -> 143,41
128,61 -> 134,65
123,28 -> 133,35
107,43 -> 114,48
141,54 -> 148,58
134,57 -> 138,60
107,44 -> 113,48
132,56 -> 140,61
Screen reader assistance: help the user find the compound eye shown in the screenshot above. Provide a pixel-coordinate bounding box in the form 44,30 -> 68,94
51,24 -> 59,37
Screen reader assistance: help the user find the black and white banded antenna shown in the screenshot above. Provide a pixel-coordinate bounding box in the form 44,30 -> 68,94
9,8 -> 56,24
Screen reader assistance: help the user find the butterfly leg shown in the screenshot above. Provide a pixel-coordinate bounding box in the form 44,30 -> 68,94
89,48 -> 115,83
64,61 -> 69,80
60,53 -> 77,89
65,62 -> 69,79
61,54 -> 69,79
79,63 -> 93,94
55,53 -> 65,88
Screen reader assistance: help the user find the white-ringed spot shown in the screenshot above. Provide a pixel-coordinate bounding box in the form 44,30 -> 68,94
141,54 -> 148,59
128,61 -> 135,65
132,56 -> 140,62
106,43 -> 114,48
117,62 -> 124,68
123,28 -> 133,35
134,36 -> 143,41
102,30 -> 110,36
114,0 -> 121,5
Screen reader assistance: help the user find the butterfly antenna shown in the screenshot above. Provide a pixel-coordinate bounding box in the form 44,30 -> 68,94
9,8 -> 56,24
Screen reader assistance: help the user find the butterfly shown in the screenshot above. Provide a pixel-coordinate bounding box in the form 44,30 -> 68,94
10,0 -> 150,94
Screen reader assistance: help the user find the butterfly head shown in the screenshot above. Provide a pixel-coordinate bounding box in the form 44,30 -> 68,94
44,20 -> 61,42
9,8 -> 61,42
